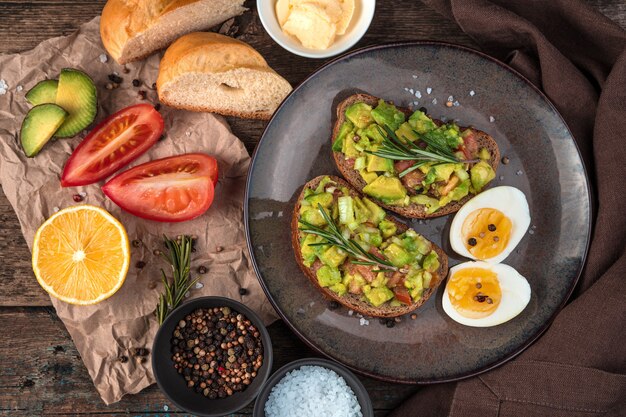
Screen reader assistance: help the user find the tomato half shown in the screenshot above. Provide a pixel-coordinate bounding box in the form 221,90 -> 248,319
61,104 -> 164,187
102,153 -> 218,222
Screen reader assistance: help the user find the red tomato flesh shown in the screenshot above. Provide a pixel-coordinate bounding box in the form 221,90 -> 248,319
393,286 -> 412,305
102,153 -> 218,222
61,104 -> 164,186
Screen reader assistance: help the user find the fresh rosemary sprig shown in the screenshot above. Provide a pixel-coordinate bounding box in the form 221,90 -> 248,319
299,203 -> 406,273
156,235 -> 198,325
366,125 -> 478,178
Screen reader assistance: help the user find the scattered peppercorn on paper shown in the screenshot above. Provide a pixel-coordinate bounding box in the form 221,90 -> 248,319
0,17 -> 277,404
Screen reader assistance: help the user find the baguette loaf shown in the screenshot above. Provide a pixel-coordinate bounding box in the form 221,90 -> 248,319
157,32 -> 292,120
100,0 -> 247,64
292,175 -> 448,318
332,94 -> 500,218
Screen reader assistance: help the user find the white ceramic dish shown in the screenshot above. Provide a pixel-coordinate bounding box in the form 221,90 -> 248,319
257,0 -> 376,59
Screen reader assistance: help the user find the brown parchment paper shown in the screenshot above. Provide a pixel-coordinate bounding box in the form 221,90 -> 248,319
0,17 -> 278,404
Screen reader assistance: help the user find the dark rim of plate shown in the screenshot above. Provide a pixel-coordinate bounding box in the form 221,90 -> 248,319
252,357 -> 374,417
151,296 -> 274,415
243,41 -> 593,384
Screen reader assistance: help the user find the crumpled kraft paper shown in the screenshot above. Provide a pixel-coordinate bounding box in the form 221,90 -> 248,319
0,17 -> 278,404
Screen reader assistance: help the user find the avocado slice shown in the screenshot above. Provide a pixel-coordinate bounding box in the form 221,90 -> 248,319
363,176 -> 407,203
396,122 -> 419,142
371,99 -> 405,131
316,265 -> 342,287
54,68 -> 97,138
423,251 -> 440,273
20,104 -> 68,157
332,120 -> 354,152
383,243 -> 412,267
25,80 -> 58,106
363,286 -> 394,307
470,161 -> 496,192
362,197 -> 385,226
345,102 -> 373,129
366,154 -> 394,173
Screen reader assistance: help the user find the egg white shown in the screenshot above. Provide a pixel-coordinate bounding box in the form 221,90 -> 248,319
442,261 -> 531,327
449,186 -> 530,264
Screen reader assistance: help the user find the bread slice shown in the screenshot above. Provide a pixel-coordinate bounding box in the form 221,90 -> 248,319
292,175 -> 448,318
156,32 -> 293,120
100,0 -> 247,65
332,93 -> 501,218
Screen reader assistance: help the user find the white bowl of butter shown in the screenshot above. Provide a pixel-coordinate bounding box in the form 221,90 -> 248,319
258,0 -> 376,59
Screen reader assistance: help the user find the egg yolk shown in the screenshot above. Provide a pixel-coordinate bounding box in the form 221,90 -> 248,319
462,208 -> 512,259
447,267 -> 502,318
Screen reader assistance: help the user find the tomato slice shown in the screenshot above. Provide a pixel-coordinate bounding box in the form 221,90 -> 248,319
61,104 -> 164,187
393,286 -> 413,305
102,153 -> 218,222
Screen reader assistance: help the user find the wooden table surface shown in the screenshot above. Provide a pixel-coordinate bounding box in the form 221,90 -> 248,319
0,1 -> 624,416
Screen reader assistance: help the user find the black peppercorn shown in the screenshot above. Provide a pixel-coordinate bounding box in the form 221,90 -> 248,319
328,301 -> 340,310
131,239 -> 141,248
136,261 -> 146,269
488,224 -> 496,232
468,238 -> 478,246
118,355 -> 128,363
419,106 -> 428,113
138,90 -> 147,100
72,194 -> 83,202
108,74 -> 123,84
132,79 -> 141,87
198,266 -> 208,274
238,288 -> 248,296
154,103 -> 161,111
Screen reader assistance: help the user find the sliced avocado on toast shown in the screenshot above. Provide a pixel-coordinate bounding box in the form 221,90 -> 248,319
331,93 -> 500,219
20,104 -> 68,157
25,80 -> 59,106
54,68 -> 97,138
292,175 -> 448,318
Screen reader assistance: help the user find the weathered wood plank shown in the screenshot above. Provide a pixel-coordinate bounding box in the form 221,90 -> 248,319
0,308 -> 418,416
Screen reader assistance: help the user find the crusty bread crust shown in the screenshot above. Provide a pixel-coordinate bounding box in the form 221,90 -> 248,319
331,93 -> 501,219
292,175 -> 448,318
157,32 -> 292,120
100,0 -> 247,64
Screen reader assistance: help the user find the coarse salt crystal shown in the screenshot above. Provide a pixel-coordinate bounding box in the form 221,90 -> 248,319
184,291 -> 190,298
0,79 -> 8,95
489,116 -> 496,123
469,90 -> 476,96
412,74 -> 418,79
453,100 -> 460,107
99,54 -> 108,63
16,85 -> 23,92
528,229 -> 535,235
432,98 -> 438,105
194,282 -> 204,289
265,366 -> 363,417
516,170 -> 523,176
79,191 -> 87,198
413,101 -> 419,106
348,310 -> 354,316
415,91 -> 421,98
359,317 -> 369,326
52,206 -> 60,213
404,87 -> 409,91
163,405 -> 169,412
185,130 -> 191,136
447,95 -> 454,102
426,87 -> 432,94
408,88 -> 414,94
499,175 -> 505,181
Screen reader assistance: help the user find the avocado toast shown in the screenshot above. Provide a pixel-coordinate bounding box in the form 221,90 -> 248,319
331,94 -> 500,218
292,175 -> 448,317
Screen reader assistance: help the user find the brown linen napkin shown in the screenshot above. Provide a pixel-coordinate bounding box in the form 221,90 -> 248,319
391,1 -> 626,416
0,17 -> 278,405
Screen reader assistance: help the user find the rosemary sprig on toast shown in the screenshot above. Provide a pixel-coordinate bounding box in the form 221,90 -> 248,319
298,203 -> 406,273
366,125 -> 478,178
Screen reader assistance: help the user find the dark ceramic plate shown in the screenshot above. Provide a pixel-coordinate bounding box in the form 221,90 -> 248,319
252,358 -> 374,417
245,42 -> 591,383
152,296 -> 273,416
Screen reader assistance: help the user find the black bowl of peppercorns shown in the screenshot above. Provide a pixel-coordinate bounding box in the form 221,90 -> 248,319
152,296 -> 273,417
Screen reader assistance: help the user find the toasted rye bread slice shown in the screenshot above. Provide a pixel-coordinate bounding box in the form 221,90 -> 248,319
292,175 -> 448,318
331,93 -> 501,218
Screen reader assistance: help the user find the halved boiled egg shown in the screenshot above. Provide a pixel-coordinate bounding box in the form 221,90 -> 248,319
442,261 -> 531,327
450,186 -> 530,264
